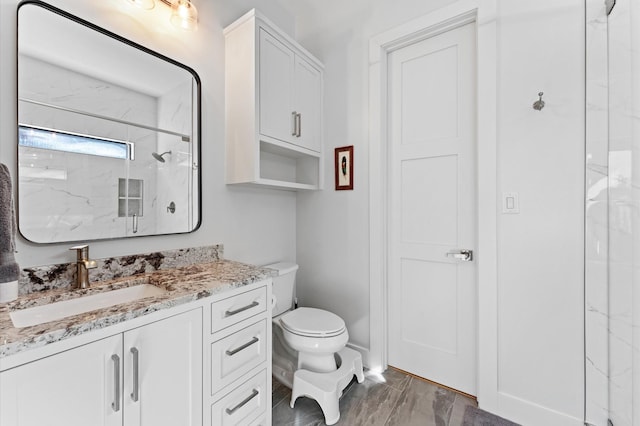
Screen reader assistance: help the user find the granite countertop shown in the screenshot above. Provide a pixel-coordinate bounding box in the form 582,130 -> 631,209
0,260 -> 273,359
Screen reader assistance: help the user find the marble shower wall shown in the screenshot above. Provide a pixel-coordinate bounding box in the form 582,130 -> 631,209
585,0 -> 609,424
608,1 -> 635,423
586,0 -> 640,425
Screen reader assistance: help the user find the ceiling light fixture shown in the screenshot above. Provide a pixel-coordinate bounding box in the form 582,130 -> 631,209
126,0 -> 198,31
168,0 -> 198,31
127,0 -> 155,10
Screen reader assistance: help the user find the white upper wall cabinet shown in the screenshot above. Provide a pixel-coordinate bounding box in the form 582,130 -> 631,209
225,9 -> 324,190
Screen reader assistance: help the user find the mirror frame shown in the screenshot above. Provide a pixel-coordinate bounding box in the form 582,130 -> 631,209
16,0 -> 202,243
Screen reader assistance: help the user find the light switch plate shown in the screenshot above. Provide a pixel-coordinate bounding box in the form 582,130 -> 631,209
502,192 -> 520,214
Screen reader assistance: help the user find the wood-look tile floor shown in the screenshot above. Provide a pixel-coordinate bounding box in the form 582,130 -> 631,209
272,367 -> 481,426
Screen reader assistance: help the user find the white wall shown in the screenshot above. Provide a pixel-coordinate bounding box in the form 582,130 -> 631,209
295,0 -> 585,424
0,0 -> 297,268
493,1 -> 584,423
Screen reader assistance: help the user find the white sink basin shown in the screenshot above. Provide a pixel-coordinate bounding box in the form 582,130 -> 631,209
10,284 -> 167,328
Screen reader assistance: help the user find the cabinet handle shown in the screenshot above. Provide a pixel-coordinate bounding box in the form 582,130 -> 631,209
225,389 -> 259,415
224,301 -> 259,317
296,113 -> 302,137
111,354 -> 120,412
291,111 -> 298,136
130,347 -> 139,402
225,336 -> 259,356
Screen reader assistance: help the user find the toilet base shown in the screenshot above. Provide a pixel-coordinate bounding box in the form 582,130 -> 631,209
290,347 -> 365,425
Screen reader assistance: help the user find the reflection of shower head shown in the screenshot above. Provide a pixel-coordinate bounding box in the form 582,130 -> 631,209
152,151 -> 172,163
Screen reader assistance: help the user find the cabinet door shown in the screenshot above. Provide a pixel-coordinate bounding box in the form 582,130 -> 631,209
0,335 -> 123,426
294,56 -> 322,152
123,308 -> 202,426
259,28 -> 295,144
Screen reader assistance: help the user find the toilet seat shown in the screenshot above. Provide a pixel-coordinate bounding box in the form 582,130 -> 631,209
280,307 -> 346,338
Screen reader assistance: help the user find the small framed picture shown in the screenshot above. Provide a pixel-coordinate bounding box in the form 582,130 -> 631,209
335,145 -> 354,190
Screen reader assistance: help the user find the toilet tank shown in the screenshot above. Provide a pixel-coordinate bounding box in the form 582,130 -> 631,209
265,262 -> 298,316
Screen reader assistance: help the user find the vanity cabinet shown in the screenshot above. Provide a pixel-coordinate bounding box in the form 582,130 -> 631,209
0,308 -> 202,426
0,335 -> 122,426
204,282 -> 272,426
123,308 -> 202,426
225,9 -> 324,190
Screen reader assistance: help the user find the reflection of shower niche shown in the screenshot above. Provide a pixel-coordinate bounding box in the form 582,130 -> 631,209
118,178 -> 143,217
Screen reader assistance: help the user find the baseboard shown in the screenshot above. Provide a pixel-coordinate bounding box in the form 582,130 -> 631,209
490,392 -> 583,426
346,342 -> 371,369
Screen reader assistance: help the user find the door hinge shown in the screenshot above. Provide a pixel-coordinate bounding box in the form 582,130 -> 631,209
606,0 -> 616,15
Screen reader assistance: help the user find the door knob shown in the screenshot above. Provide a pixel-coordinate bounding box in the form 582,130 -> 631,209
446,249 -> 473,261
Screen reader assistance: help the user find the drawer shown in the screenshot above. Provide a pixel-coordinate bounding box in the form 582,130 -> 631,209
211,286 -> 267,333
211,319 -> 267,395
249,414 -> 267,426
211,369 -> 267,426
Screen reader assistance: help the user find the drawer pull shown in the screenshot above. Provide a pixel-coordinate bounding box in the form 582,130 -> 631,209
225,389 -> 260,415
225,301 -> 259,317
226,336 -> 259,356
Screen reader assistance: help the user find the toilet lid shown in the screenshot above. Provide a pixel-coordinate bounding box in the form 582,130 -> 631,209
280,307 -> 346,337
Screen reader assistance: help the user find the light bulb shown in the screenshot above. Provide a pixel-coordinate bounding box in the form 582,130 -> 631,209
127,0 -> 155,10
170,0 -> 198,31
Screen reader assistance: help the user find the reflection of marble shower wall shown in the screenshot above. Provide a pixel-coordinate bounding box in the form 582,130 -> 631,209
156,82 -> 193,234
584,1 -> 610,424
19,147 -> 124,242
18,55 -> 159,239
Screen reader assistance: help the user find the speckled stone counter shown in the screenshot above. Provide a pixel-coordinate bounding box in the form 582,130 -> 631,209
0,255 -> 273,359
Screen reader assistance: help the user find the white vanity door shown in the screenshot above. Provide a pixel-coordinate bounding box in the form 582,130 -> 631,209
0,335 -> 124,426
122,308 -> 202,426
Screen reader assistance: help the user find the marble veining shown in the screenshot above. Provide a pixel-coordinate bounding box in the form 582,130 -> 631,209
18,244 -> 222,295
1,246 -> 273,359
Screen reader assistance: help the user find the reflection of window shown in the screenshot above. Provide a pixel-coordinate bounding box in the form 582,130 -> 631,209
18,125 -> 131,159
118,178 -> 143,217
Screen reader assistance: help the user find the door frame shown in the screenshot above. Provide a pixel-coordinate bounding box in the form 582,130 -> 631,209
368,0 -> 498,407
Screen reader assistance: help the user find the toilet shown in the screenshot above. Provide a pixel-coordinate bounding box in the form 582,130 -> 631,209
267,262 -> 364,425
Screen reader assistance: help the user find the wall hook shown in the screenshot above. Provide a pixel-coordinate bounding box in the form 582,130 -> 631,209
533,92 -> 545,111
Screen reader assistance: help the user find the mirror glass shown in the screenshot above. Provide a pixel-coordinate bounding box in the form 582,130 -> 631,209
17,1 -> 201,243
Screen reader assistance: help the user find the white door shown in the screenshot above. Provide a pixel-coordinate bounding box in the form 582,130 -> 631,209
123,309 -> 202,426
387,22 -> 477,395
0,335 -> 124,426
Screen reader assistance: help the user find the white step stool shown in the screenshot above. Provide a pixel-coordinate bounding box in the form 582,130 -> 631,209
290,347 -> 365,425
